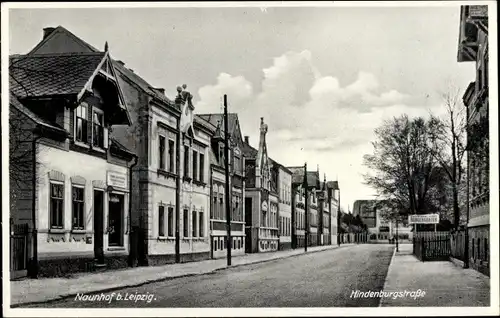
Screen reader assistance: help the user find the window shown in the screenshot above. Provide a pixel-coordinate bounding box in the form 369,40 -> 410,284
199,211 -> 204,237
219,197 -> 224,220
212,194 -> 218,219
192,150 -> 198,181
192,210 -> 198,237
199,153 -> 205,183
235,198 -> 240,221
214,238 -> 218,251
168,206 -> 174,237
92,109 -> 105,148
168,139 -> 175,173
50,182 -> 64,229
75,104 -> 88,143
183,209 -> 189,237
184,145 -> 190,178
159,205 -> 165,236
159,135 -> 166,170
484,238 -> 488,262
72,186 -> 84,230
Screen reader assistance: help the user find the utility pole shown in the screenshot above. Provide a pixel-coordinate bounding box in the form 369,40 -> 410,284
395,216 -> 399,252
304,162 -> 308,252
224,94 -> 232,266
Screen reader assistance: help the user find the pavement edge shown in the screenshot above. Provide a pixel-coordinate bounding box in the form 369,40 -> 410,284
10,244 -> 353,308
377,246 -> 397,307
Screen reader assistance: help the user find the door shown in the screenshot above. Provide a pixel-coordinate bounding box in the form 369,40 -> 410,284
93,190 -> 105,264
108,194 -> 124,247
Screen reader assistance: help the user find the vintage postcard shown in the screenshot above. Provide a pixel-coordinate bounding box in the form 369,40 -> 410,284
2,1 -> 498,317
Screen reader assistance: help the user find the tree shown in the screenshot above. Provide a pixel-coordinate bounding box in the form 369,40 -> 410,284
363,115 -> 445,227
428,87 -> 467,229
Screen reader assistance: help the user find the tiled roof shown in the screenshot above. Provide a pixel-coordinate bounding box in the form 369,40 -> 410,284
113,62 -> 178,110
288,168 -> 320,188
9,53 -> 105,98
9,92 -> 66,133
197,113 -> 238,136
241,141 -> 258,158
327,181 -> 339,190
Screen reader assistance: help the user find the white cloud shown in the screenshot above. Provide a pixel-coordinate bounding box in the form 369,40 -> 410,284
195,50 -> 442,209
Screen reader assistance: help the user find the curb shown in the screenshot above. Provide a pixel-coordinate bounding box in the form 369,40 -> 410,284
378,246 -> 397,307
449,256 -> 465,269
11,244 -> 353,308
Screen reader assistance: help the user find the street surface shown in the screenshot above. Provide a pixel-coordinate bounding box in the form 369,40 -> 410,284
25,244 -> 394,308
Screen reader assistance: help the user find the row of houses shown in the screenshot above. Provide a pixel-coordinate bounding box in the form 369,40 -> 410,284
9,26 -> 340,278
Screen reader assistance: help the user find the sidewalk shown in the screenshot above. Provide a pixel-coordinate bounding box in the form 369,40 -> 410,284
10,244 -> 352,307
379,244 -> 490,307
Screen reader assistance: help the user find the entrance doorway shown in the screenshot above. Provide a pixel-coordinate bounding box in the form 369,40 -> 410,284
108,193 -> 124,246
93,190 -> 105,264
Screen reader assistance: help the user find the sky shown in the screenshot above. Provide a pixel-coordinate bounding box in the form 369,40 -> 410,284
7,3 -> 477,212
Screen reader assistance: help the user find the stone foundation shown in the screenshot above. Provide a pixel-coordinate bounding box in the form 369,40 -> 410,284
36,254 -> 128,278
279,242 -> 292,251
468,225 -> 490,276
146,252 -> 210,266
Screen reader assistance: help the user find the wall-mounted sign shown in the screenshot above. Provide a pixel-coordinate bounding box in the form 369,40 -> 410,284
107,171 -> 127,189
408,214 -> 439,224
261,201 -> 268,212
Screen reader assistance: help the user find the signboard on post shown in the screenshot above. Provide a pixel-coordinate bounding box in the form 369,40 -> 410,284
408,214 -> 440,224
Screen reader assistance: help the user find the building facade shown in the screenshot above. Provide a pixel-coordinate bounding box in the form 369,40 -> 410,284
326,181 -> 340,246
457,5 -> 490,276
196,113 -> 246,259
9,45 -> 136,278
243,118 -> 280,253
276,163 -> 293,250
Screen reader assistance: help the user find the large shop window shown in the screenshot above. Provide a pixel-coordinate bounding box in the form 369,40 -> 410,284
92,108 -> 105,149
108,194 -> 124,246
72,186 -> 85,230
75,104 -> 88,143
50,182 -> 64,229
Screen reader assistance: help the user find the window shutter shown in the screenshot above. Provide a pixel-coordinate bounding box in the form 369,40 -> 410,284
103,128 -> 109,149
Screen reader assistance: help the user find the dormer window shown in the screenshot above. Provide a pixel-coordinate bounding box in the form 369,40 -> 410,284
92,108 -> 106,149
75,104 -> 88,143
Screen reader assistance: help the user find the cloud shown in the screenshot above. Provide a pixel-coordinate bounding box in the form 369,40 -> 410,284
195,50 -> 443,209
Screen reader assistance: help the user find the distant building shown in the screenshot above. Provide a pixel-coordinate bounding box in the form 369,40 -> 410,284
457,5 -> 489,276
352,200 -> 412,241
326,181 -> 340,246
274,162 -> 293,250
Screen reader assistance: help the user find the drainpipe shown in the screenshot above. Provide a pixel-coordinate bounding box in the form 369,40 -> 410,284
128,154 -> 138,267
30,131 -> 42,279
175,119 -> 181,263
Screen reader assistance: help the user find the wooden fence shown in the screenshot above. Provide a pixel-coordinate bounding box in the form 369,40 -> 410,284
450,230 -> 466,262
412,231 -> 451,262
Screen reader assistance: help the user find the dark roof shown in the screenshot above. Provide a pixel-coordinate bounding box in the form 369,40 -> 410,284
9,53 -> 105,98
28,25 -> 177,110
287,167 -> 319,188
113,61 -> 177,110
241,141 -> 258,158
269,158 -> 292,175
327,181 -> 340,190
110,137 -> 135,157
197,113 -> 238,136
9,92 -> 66,133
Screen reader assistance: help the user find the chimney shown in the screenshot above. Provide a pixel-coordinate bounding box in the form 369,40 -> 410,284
244,136 -> 249,144
43,27 -> 56,40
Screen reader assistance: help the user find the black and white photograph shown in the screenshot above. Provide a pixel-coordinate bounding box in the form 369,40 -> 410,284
1,1 -> 498,317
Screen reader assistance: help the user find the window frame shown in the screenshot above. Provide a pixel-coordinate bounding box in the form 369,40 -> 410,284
168,139 -> 176,173
192,149 -> 198,181
192,209 -> 198,238
183,208 -> 189,238
167,206 -> 175,238
158,134 -> 166,170
74,104 -> 88,144
91,107 -> 105,149
184,145 -> 190,178
199,211 -> 204,237
50,181 -> 65,229
71,185 -> 85,230
158,205 -> 166,237
199,152 -> 205,183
